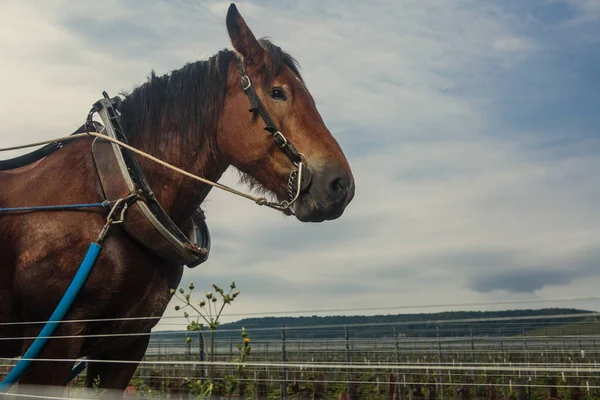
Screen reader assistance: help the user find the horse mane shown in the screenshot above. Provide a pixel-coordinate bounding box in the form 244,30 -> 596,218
118,39 -> 302,164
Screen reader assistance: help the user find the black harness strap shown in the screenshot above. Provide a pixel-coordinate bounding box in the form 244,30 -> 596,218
0,122 -> 104,172
234,55 -> 306,168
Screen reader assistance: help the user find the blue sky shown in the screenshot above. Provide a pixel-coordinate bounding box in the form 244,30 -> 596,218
1,0 -> 599,326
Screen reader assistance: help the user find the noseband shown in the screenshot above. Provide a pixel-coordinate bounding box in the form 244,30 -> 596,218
234,55 -> 312,213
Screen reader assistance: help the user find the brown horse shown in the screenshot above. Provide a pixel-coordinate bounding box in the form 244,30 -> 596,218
0,3 -> 354,394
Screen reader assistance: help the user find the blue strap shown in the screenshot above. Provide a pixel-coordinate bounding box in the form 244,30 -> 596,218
0,201 -> 110,213
0,243 -> 103,392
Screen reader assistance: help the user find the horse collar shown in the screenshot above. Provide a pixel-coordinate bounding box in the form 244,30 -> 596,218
89,94 -> 210,269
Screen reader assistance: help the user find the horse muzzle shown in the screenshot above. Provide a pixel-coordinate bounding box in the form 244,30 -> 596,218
293,166 -> 355,222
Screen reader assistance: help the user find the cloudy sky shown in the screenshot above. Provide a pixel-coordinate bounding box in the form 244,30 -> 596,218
1,0 -> 599,327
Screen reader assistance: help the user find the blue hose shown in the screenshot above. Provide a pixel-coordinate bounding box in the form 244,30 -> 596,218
0,242 -> 102,392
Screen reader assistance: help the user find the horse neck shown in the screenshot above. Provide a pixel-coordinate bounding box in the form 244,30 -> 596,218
128,127 -> 229,226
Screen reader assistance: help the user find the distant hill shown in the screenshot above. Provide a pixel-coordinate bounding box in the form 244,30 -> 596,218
152,308 -> 594,344
524,315 -> 600,336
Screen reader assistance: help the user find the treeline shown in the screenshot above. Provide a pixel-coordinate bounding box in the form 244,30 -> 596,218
154,308 -> 594,343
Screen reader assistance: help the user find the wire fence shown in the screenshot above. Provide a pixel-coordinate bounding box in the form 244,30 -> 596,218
2,309 -> 600,399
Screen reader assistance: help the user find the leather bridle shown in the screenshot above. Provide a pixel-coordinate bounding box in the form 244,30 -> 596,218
234,55 -> 313,213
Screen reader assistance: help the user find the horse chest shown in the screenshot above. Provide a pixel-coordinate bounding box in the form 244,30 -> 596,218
78,256 -> 182,355
132,266 -> 178,319
106,244 -> 183,321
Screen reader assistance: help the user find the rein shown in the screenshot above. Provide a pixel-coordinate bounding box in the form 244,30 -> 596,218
0,56 -> 310,215
0,196 -> 133,392
0,201 -> 110,213
0,56 -> 312,390
0,130 -> 303,214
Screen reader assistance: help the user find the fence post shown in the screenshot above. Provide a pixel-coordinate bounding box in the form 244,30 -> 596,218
594,337 -> 598,392
345,325 -> 352,399
198,326 -> 206,380
544,330 -> 548,364
395,327 -> 403,400
230,338 -> 234,377
523,331 -> 531,400
266,340 -> 270,383
470,327 -> 476,400
501,339 -> 507,400
281,325 -> 287,400
256,371 -> 268,400
186,339 -> 191,379
561,329 -> 566,359
314,373 -> 327,400
438,326 -> 444,400
141,355 -> 146,386
578,329 -> 582,381
158,342 -> 164,386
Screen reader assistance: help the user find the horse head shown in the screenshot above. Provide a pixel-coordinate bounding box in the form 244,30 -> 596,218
217,4 -> 355,222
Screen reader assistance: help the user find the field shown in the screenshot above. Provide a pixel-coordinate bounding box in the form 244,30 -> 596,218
3,310 -> 600,399
96,312 -> 600,399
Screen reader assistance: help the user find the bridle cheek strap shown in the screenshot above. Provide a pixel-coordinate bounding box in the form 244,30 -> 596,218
234,55 -> 312,196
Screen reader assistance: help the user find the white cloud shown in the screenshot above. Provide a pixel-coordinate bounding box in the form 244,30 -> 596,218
571,0 -> 600,14
165,132 -> 600,325
1,0 -> 599,330
493,36 -> 536,53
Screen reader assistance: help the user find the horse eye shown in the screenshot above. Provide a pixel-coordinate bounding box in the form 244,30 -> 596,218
270,87 -> 286,100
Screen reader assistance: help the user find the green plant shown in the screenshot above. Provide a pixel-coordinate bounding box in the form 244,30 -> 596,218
91,374 -> 105,397
226,326 -> 252,398
189,379 -> 214,399
171,281 -> 241,382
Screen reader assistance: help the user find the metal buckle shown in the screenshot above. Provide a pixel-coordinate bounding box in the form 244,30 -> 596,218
295,153 -> 307,167
241,75 -> 252,91
96,193 -> 136,244
273,131 -> 287,148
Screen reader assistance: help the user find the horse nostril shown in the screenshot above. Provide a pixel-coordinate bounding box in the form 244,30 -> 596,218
328,176 -> 349,201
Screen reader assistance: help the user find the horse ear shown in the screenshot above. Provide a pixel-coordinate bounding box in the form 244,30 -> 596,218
226,3 -> 265,65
